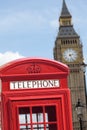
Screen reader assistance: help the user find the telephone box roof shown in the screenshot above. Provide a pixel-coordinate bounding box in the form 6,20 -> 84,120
0,57 -> 69,76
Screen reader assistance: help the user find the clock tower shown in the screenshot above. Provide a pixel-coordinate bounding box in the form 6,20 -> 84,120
53,0 -> 87,129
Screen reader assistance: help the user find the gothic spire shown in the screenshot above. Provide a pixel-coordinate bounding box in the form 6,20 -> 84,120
60,0 -> 71,18
58,0 -> 79,38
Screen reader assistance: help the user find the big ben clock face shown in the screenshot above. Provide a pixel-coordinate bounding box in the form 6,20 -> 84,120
63,48 -> 77,62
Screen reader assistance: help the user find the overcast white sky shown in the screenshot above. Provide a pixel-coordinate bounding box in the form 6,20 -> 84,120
0,0 -> 87,67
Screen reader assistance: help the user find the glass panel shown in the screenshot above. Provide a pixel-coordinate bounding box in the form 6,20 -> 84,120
19,107 -> 30,124
33,124 -> 44,130
45,106 -> 57,122
48,124 -> 57,130
46,124 -> 49,129
20,125 -> 31,130
32,107 -> 43,123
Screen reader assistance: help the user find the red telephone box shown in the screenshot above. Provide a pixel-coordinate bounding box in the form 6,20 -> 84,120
0,58 -> 73,130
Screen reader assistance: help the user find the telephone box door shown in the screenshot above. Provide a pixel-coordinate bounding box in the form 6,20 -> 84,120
11,98 -> 63,130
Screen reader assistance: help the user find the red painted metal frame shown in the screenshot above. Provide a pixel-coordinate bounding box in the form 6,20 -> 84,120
0,58 -> 73,130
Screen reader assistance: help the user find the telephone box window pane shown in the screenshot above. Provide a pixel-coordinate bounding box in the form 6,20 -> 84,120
19,107 -> 30,124
32,107 -> 43,123
48,124 -> 57,130
20,125 -> 31,130
33,124 -> 44,129
45,106 -> 57,122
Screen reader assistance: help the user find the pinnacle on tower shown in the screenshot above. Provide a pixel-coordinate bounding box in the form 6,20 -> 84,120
60,0 -> 71,18
58,0 -> 78,37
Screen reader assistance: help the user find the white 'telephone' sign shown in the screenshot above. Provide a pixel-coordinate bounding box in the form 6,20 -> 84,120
10,80 -> 60,90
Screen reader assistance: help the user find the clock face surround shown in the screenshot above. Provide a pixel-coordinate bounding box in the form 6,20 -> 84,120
63,48 -> 77,62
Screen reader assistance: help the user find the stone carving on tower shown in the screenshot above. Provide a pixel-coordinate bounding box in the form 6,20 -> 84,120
53,0 -> 87,129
